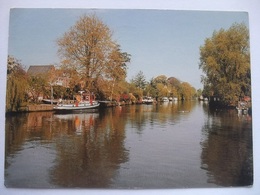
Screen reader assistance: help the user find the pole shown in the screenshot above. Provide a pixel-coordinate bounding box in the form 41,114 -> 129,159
51,85 -> 53,105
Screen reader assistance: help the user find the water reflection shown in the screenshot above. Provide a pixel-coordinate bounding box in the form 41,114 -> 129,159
200,108 -> 253,186
5,102 -> 253,188
50,109 -> 128,188
127,101 -> 196,135
5,108 -> 129,188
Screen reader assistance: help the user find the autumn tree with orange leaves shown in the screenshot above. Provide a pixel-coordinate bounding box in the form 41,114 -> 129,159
57,14 -> 130,99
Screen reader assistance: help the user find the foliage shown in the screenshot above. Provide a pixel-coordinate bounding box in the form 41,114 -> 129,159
57,14 -> 130,99
180,82 -> 196,100
153,75 -> 168,86
167,77 -> 181,97
199,23 -> 250,105
129,73 -> 197,101
27,76 -> 48,101
6,56 -> 28,112
130,71 -> 147,90
196,89 -> 203,98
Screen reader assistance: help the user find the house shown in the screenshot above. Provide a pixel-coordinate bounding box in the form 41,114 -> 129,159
27,65 -> 70,87
27,65 -> 55,77
27,65 -> 71,101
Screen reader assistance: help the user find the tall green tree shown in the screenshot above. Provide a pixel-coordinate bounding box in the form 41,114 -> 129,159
57,14 -> 130,97
6,56 -> 28,112
131,71 -> 147,90
129,71 -> 147,99
199,23 -> 250,105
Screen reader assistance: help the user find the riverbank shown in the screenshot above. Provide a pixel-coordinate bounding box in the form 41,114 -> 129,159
17,104 -> 54,112
9,101 -> 135,113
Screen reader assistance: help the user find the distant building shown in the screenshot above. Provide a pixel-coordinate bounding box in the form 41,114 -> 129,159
27,65 -> 55,77
54,73 -> 70,88
27,65 -> 71,101
27,65 -> 70,88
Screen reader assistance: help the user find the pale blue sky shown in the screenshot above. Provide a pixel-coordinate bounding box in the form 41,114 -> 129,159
8,9 -> 249,89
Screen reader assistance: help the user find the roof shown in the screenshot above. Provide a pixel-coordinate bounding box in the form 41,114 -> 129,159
27,65 -> 55,76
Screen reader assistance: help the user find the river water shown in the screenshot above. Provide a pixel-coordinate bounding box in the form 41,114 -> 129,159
5,101 -> 253,189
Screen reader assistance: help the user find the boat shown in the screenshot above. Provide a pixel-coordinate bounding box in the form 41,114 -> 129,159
161,97 -> 169,102
236,101 -> 249,115
53,90 -> 100,112
204,97 -> 209,101
142,96 -> 154,104
53,101 -> 100,111
42,99 -> 59,104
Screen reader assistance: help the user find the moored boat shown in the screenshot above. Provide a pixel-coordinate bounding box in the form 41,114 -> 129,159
142,96 -> 154,104
53,90 -> 99,112
53,101 -> 100,112
236,101 -> 249,115
42,99 -> 59,104
161,97 -> 169,102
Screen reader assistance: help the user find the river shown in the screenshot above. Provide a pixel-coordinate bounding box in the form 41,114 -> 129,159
4,101 -> 253,189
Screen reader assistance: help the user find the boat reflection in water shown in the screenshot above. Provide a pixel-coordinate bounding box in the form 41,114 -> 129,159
50,110 -> 129,188
53,113 -> 98,135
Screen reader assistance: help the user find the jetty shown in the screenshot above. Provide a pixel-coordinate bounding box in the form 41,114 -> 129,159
18,104 -> 54,112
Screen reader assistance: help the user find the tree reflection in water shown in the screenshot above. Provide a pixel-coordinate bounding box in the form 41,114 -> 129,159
200,108 -> 253,187
5,102 -> 253,188
50,107 -> 129,188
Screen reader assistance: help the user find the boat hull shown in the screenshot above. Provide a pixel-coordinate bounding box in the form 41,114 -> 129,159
53,103 -> 100,112
42,99 -> 59,104
144,100 -> 154,104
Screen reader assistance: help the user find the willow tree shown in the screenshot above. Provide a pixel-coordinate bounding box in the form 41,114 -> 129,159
179,82 -> 196,100
6,56 -> 28,112
57,14 -> 130,97
167,77 -> 181,99
199,23 -> 250,105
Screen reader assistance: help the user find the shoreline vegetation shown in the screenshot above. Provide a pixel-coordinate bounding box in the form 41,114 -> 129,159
6,98 -> 252,115
6,15 -> 251,113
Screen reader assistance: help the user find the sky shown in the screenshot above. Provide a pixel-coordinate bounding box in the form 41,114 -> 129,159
8,9 -> 249,89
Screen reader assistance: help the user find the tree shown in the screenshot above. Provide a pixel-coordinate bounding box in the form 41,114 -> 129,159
57,14 -> 130,97
131,71 -> 147,90
179,82 -> 196,100
151,75 -> 169,97
6,56 -> 28,112
153,75 -> 168,85
156,83 -> 169,97
98,44 -> 130,100
27,76 -> 48,102
199,23 -> 250,105
167,77 -> 181,98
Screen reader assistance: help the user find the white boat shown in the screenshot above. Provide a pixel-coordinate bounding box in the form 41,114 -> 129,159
236,101 -> 249,115
53,101 -> 100,111
161,97 -> 169,102
142,96 -> 154,104
53,90 -> 99,112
